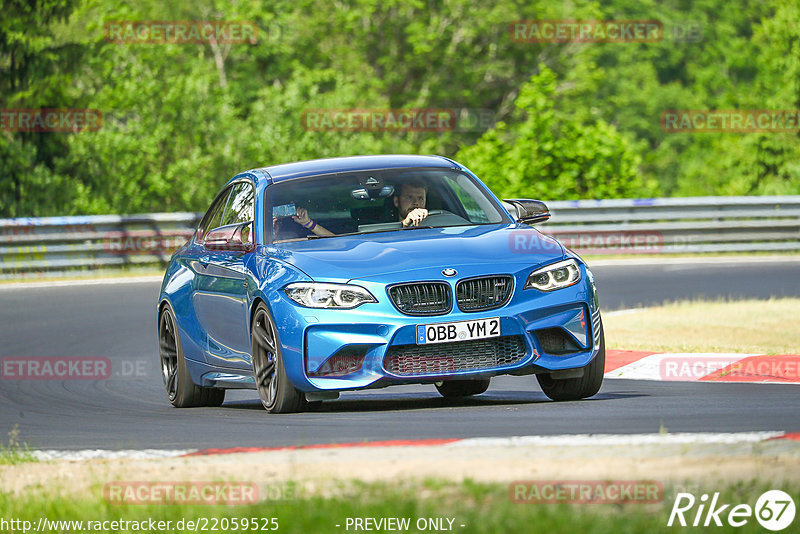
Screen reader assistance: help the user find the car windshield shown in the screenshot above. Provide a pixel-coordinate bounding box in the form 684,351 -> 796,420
267,167 -> 507,243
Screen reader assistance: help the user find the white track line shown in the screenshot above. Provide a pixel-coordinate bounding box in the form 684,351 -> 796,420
448,432 -> 786,448
32,448 -> 194,461
0,275 -> 163,290
29,432 -> 791,460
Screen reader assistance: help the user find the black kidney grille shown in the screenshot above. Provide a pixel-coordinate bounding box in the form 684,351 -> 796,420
456,276 -> 513,312
383,335 -> 527,376
388,282 -> 451,316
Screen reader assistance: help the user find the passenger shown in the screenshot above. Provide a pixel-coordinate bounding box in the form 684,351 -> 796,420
291,207 -> 334,236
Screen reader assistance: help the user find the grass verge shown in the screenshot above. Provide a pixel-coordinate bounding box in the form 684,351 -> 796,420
0,425 -> 36,465
604,298 -> 800,354
0,479 -> 796,533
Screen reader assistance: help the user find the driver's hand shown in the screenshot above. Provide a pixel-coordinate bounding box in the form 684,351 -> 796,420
292,208 -> 311,226
402,208 -> 428,227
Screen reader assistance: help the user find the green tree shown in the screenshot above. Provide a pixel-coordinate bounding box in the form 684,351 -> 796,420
0,0 -> 81,217
457,65 -> 651,200
3,0 -> 800,217
674,0 -> 800,196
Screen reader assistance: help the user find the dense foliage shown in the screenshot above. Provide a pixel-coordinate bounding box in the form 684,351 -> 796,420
1,0 -> 798,216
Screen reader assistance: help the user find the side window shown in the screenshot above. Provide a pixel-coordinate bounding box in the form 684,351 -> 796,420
220,182 -> 255,227
443,175 -> 491,223
197,187 -> 232,241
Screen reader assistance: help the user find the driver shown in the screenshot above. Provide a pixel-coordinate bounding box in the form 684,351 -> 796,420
393,181 -> 428,227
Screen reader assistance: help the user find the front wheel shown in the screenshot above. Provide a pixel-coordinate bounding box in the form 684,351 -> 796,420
159,305 -> 225,407
435,378 -> 491,398
251,304 -> 305,414
537,321 -> 605,401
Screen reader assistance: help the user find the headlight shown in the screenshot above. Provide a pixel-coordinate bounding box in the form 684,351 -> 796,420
524,259 -> 581,291
284,283 -> 377,309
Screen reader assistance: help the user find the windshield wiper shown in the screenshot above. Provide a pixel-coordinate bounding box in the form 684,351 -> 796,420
306,231 -> 362,240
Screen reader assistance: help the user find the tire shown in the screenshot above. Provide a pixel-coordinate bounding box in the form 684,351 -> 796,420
537,320 -> 605,401
159,305 -> 225,408
435,378 -> 491,398
251,303 -> 305,414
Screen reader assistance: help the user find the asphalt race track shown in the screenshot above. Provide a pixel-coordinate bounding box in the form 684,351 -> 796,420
1,259 -> 798,451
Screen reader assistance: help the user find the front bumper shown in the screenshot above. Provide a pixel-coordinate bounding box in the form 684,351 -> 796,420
275,267 -> 603,392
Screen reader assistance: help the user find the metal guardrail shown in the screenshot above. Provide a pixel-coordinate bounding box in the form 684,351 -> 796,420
0,196 -> 798,276
541,196 -> 800,254
0,213 -> 201,276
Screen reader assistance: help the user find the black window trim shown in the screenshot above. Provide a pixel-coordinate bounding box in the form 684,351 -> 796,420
196,178 -> 256,244
220,181 -> 256,229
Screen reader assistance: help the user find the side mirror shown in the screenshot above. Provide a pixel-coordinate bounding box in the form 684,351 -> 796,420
502,199 -> 550,224
204,222 -> 254,252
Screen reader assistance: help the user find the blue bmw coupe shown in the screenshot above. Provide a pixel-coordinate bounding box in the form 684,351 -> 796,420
158,155 -> 604,413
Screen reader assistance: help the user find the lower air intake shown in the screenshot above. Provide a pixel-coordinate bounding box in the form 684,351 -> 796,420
383,335 -> 526,376
308,346 -> 366,377
534,328 -> 582,355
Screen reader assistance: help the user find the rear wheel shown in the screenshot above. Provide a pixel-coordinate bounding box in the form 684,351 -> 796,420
251,303 -> 305,413
159,305 -> 225,407
435,378 -> 491,398
537,321 -> 605,401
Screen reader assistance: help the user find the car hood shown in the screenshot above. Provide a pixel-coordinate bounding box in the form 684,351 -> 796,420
264,224 -> 565,283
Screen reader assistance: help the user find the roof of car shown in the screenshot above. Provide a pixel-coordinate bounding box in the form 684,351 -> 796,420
250,155 -> 460,183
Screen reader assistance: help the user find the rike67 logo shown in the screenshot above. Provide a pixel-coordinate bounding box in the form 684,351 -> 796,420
668,490 -> 796,531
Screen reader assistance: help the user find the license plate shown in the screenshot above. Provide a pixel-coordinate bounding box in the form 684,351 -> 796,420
416,317 -> 500,345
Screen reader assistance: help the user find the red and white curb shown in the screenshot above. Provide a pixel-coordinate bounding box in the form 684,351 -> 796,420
605,350 -> 800,384
30,432 -> 800,460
